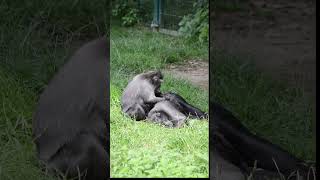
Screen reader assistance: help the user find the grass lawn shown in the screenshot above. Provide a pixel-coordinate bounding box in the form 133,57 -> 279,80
211,49 -> 315,162
110,26 -> 209,178
0,1 -> 107,179
0,67 -> 59,180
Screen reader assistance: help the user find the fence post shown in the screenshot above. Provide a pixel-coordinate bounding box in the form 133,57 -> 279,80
151,0 -> 163,30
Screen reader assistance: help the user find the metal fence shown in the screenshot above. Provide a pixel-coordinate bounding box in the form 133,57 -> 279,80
138,0 -> 198,31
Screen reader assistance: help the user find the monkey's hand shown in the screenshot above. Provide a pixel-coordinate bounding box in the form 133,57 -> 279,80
155,90 -> 163,97
162,93 -> 175,101
146,95 -> 165,103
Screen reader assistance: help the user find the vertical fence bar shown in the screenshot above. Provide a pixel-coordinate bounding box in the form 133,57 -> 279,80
151,0 -> 159,28
151,0 -> 163,29
159,0 -> 163,27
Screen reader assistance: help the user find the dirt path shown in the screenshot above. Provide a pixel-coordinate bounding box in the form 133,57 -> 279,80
165,60 -> 209,91
213,0 -> 316,98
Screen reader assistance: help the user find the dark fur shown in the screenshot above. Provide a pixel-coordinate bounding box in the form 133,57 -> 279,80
210,147 -> 246,180
161,92 -> 208,119
147,100 -> 187,128
211,101 -> 315,179
121,71 -> 165,120
32,37 -> 109,179
147,92 -> 208,127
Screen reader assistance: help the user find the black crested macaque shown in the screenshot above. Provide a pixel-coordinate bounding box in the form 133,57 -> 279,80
32,37 -> 108,180
161,92 -> 208,119
147,100 -> 187,128
121,71 -> 165,120
147,92 -> 208,127
211,101 -> 315,180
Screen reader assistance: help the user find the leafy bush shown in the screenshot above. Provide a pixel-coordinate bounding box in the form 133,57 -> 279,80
178,0 -> 208,43
112,0 -> 140,27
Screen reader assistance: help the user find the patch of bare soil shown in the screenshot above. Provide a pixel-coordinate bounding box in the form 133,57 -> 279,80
165,60 -> 209,91
213,0 -> 316,99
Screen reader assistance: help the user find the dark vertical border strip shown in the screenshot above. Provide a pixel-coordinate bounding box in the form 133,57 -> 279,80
106,0 -> 111,178
208,0 -> 212,179
315,0 -> 318,170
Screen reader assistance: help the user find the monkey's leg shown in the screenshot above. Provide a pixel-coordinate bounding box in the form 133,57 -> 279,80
47,133 -> 108,180
126,105 -> 146,120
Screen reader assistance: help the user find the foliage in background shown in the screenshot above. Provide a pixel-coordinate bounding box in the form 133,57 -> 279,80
111,0 -> 141,27
178,0 -> 208,43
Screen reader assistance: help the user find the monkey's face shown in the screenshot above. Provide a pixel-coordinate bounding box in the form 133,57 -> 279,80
151,71 -> 163,88
143,71 -> 164,87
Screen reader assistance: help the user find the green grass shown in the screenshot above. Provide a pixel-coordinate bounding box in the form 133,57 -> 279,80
110,26 -> 208,75
0,1 -> 107,179
110,26 -> 209,178
0,67 -> 59,180
211,49 -> 315,162
0,0 -> 107,94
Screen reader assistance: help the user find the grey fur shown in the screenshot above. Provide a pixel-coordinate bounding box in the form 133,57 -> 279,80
32,37 -> 109,180
147,92 -> 208,128
121,71 -> 165,120
147,100 -> 187,128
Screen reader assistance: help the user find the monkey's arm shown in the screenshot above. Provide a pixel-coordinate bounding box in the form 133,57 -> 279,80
155,89 -> 163,97
145,94 -> 165,104
212,127 -> 250,175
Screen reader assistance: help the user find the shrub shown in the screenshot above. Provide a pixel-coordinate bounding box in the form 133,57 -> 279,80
178,0 -> 208,43
111,0 -> 140,27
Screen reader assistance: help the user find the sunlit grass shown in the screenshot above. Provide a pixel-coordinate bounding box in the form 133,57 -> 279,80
110,26 -> 209,178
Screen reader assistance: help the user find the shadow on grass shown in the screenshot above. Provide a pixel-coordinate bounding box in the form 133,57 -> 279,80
211,49 -> 314,162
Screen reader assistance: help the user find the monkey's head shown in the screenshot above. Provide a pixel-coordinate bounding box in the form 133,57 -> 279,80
143,70 -> 164,88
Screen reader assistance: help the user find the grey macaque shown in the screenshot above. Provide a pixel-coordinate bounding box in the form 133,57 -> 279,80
147,92 -> 208,128
147,100 -> 187,128
121,71 -> 165,120
161,92 -> 208,119
32,37 -> 109,180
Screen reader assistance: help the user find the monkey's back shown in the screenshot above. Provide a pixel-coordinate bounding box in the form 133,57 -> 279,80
120,75 -> 152,112
32,37 -> 109,162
